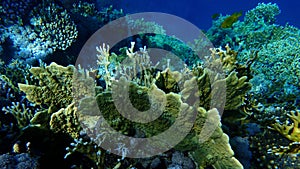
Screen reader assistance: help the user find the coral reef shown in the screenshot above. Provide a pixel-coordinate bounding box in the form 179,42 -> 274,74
2,1 -> 300,168
202,3 -> 300,168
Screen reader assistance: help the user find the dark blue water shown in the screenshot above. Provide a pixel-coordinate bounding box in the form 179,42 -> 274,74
99,0 -> 300,30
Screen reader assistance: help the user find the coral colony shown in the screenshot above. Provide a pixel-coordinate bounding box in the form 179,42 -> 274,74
0,1 -> 299,169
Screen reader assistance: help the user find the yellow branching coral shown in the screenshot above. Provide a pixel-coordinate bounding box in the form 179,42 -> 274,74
268,110 -> 300,158
267,110 -> 300,157
208,44 -> 238,73
96,42 -> 155,89
270,110 -> 300,142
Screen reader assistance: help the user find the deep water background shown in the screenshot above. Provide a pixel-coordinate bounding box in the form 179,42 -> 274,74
97,0 -> 300,30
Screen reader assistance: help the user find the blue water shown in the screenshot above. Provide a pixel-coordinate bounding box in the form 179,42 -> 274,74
100,0 -> 300,30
